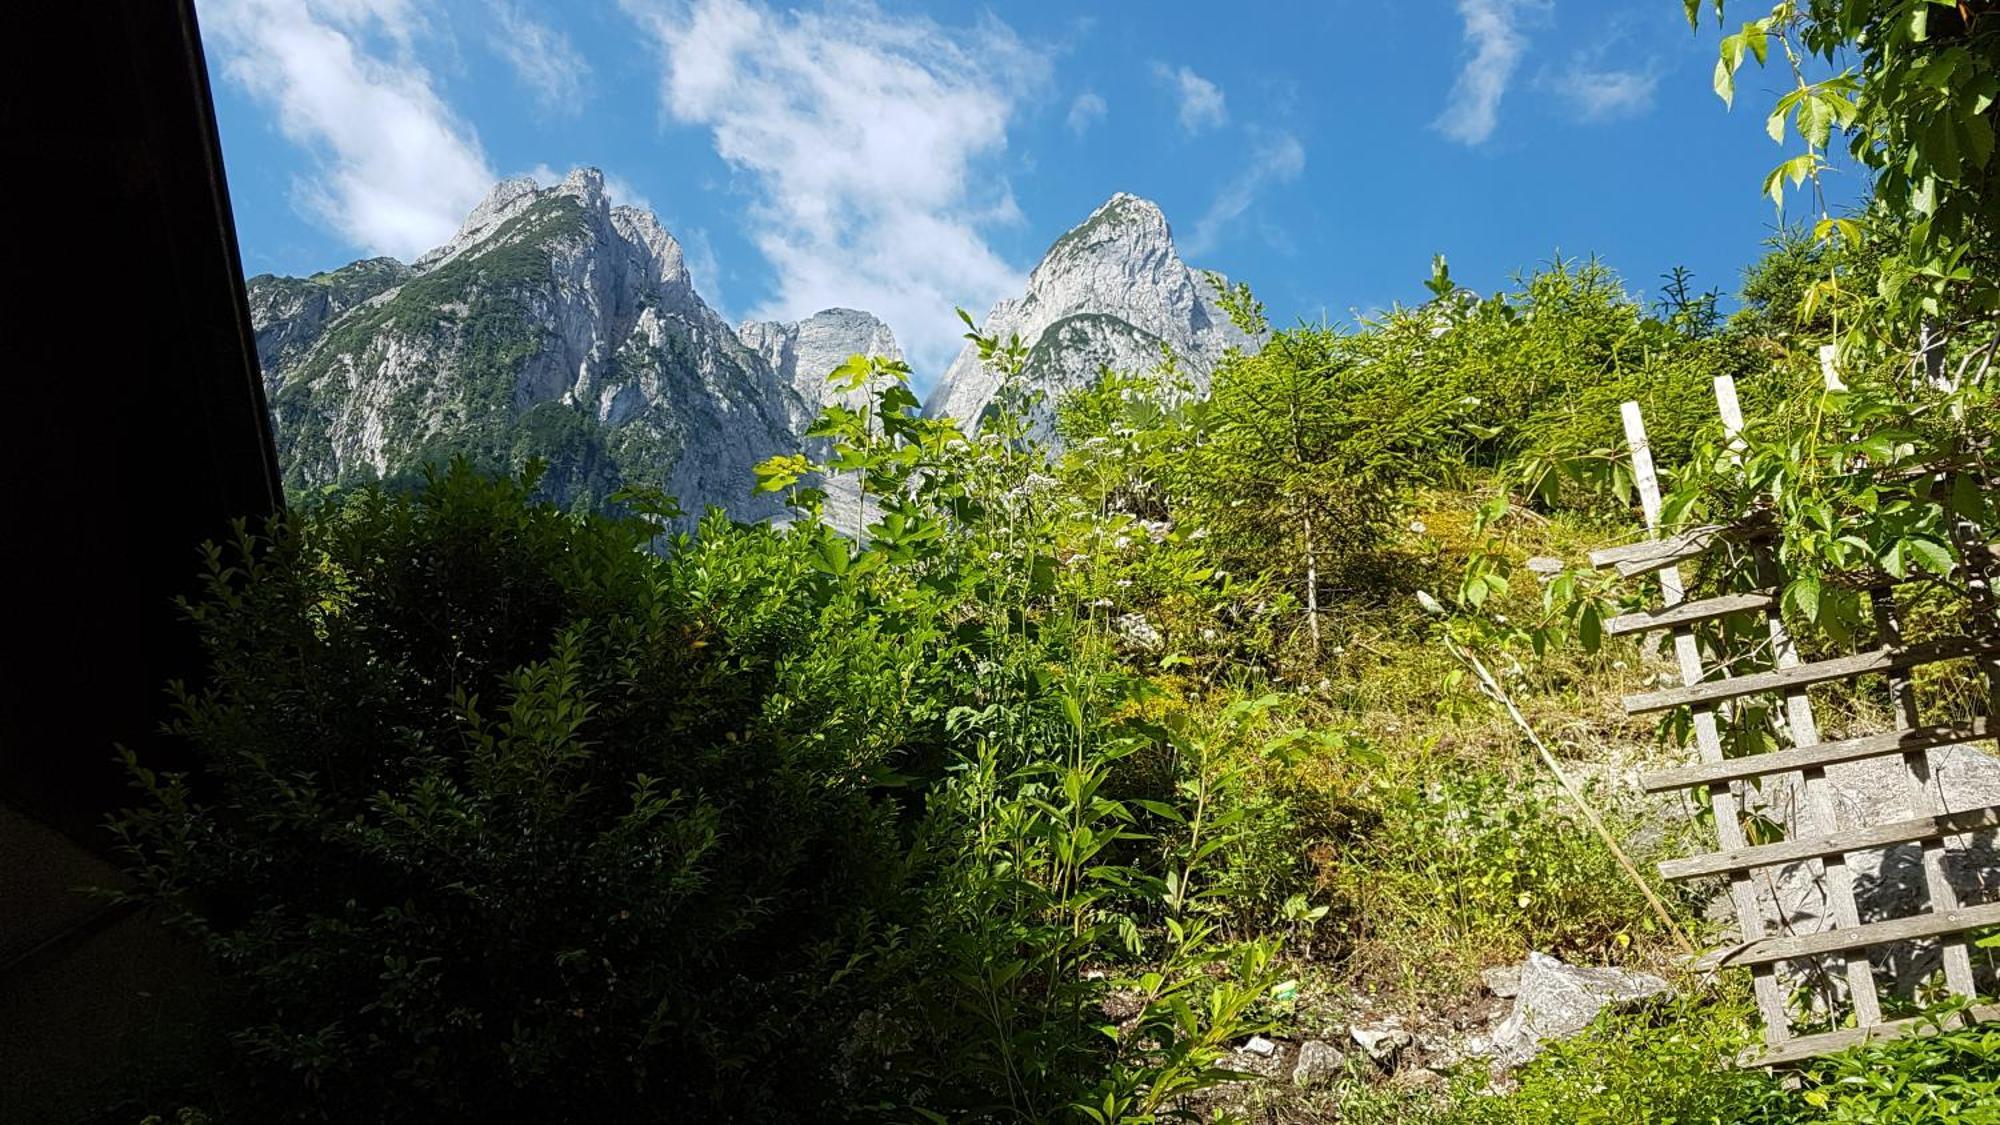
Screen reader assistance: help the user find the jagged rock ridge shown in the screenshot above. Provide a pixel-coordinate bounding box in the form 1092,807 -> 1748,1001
247,168 -> 813,520
739,307 -> 903,428
923,192 -> 1259,441
247,177 -> 1242,519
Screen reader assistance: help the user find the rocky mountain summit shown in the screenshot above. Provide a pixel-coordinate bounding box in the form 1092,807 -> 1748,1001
247,173 -> 1240,520
739,307 -> 903,427
925,192 -> 1260,440
248,168 -> 807,519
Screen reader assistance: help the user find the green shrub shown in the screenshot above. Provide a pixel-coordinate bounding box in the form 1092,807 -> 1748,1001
1464,996 -> 2000,1124
111,462 -> 926,1121
1783,1007 -> 2000,1123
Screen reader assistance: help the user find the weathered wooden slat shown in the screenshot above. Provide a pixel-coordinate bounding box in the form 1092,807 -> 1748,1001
1587,525 -> 1730,577
1639,718 -> 1995,793
1605,590 -> 1776,637
1751,1004 -> 2000,1068
1695,900 -> 2000,971
1623,638 -> 2000,715
1658,805 -> 2000,881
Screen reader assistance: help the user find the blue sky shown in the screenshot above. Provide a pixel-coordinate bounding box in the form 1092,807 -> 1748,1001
198,0 -> 1863,385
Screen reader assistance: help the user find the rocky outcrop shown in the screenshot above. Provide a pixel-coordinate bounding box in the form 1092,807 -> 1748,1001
1483,952 -> 1669,1068
923,192 -> 1258,442
1730,741 -> 2000,1002
245,257 -> 410,374
739,307 -> 903,428
248,168 -> 803,520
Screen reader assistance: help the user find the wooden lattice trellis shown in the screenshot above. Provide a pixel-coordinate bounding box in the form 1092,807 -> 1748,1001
1591,373 -> 2000,1066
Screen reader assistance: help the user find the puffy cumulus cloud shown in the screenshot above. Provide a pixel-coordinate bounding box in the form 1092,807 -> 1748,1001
198,0 -> 495,259
1184,131 -> 1305,256
1154,63 -> 1227,134
1435,0 -> 1548,146
489,1 -> 592,115
621,0 -> 1047,376
1067,91 -> 1108,137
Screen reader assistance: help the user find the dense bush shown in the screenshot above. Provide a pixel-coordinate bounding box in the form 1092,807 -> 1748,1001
1458,996 -> 2000,1125
112,463 -> 933,1120
113,362 -> 1313,1121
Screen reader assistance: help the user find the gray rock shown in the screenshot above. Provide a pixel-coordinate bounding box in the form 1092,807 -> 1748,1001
1241,1035 -> 1277,1057
1393,1067 -> 1448,1092
1488,952 -> 1669,1068
1350,1020 -> 1412,1064
1290,1039 -> 1346,1087
1219,1043 -> 1285,1079
1716,740 -> 2000,1005
1481,964 -> 1522,998
738,307 -> 903,429
736,307 -> 904,534
923,193 -> 1259,444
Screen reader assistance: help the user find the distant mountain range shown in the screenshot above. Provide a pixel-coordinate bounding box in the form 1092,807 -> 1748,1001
247,168 -> 1258,517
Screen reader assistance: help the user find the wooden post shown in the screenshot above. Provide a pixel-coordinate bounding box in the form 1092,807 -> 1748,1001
1821,349 -> 1979,1000
1620,400 -> 1791,1045
1713,375 -> 1883,1028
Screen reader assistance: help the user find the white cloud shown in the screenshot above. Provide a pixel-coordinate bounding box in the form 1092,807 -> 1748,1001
622,0 -> 1047,376
677,226 -> 725,314
1542,63 -> 1661,123
489,2 -> 591,114
1067,91 -> 1108,137
603,173 -> 656,216
198,0 -> 494,259
1184,132 -> 1305,256
1435,0 -> 1546,146
1154,63 -> 1227,134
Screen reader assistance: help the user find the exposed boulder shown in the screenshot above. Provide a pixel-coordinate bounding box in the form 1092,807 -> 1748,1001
1350,1019 -> 1413,1066
1290,1040 -> 1346,1087
1486,952 -> 1669,1068
1480,964 -> 1522,999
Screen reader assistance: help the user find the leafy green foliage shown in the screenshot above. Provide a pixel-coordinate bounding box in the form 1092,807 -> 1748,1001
112,463 -> 924,1120
126,32 -> 2000,1111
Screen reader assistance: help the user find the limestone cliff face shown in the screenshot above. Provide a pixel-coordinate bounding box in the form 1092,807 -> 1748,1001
923,193 -> 1258,441
739,307 -> 903,428
248,168 -> 803,520
246,257 -> 410,373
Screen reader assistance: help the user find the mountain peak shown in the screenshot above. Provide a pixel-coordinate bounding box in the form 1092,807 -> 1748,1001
249,166 -> 803,522
739,307 -> 903,426
417,167 -> 613,272
1041,193 -> 1173,271
556,166 -> 607,207
924,192 -> 1254,436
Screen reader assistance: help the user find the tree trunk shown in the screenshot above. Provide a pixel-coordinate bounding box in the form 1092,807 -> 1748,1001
1302,511 -> 1321,657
